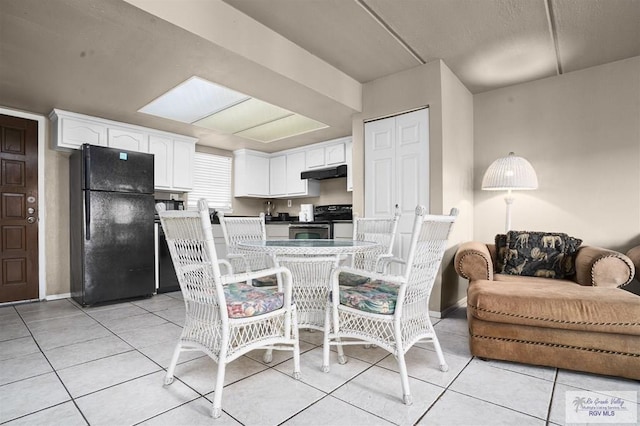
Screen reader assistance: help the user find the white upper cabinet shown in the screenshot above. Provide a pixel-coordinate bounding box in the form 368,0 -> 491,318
234,150 -> 270,197
108,128 -> 148,152
148,135 -> 173,189
269,155 -> 287,197
51,115 -> 108,149
171,139 -> 195,191
325,142 -> 345,165
233,148 -> 320,199
306,146 -> 325,169
50,109 -> 197,192
286,151 -> 319,197
345,138 -> 353,192
304,137 -> 349,169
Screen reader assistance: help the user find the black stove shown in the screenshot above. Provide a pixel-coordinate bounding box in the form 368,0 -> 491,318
288,204 -> 352,239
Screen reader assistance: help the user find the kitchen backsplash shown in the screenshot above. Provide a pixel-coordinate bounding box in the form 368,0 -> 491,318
232,177 -> 352,216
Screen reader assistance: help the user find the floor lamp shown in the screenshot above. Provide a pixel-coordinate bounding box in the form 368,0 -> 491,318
482,152 -> 538,232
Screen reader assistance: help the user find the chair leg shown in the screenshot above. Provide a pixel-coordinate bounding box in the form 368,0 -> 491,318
211,360 -> 227,418
396,351 -> 413,405
263,348 -> 273,363
431,334 -> 449,372
164,343 -> 182,385
322,303 -> 331,372
292,314 -> 301,380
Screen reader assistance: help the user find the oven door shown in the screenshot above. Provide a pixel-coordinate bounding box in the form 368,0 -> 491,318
289,224 -> 330,239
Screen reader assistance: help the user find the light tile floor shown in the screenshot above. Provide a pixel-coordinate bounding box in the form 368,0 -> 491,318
0,292 -> 638,425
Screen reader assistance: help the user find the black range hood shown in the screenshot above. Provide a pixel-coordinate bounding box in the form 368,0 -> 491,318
300,164 -> 347,180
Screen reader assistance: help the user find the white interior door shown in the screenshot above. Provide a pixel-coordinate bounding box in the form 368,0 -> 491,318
365,108 -> 429,261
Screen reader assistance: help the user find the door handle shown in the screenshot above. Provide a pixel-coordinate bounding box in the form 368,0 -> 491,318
27,216 -> 36,224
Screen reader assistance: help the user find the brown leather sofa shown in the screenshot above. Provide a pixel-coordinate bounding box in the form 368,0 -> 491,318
455,241 -> 640,380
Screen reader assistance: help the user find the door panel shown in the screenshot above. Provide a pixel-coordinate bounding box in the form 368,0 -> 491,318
0,114 -> 38,303
365,108 -> 429,262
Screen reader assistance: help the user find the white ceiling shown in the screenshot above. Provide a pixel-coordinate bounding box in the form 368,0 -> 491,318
1,0 -> 638,152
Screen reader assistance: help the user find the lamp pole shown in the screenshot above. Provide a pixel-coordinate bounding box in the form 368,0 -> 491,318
504,189 -> 514,232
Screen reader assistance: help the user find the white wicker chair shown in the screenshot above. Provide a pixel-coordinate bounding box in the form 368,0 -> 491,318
276,255 -> 342,331
157,200 -> 300,418
349,210 -> 401,272
323,206 -> 458,405
218,211 -> 273,276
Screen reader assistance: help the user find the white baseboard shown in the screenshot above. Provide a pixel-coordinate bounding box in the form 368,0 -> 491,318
45,293 -> 71,301
430,296 -> 467,319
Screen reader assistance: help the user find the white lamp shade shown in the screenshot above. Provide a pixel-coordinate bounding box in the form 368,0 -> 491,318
482,152 -> 538,191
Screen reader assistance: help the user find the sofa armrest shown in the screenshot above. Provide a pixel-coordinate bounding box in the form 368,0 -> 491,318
455,241 -> 494,281
573,246 -> 635,288
626,246 -> 640,278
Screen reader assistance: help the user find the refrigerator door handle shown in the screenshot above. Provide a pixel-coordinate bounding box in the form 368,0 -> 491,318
85,191 -> 91,240
84,145 -> 91,240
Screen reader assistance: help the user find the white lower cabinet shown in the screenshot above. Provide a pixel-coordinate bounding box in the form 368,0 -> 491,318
332,222 -> 353,240
266,224 -> 289,240
50,109 -> 197,192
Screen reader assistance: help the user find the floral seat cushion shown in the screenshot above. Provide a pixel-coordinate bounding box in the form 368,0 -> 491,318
339,280 -> 399,315
252,273 -> 279,287
224,282 -> 284,318
338,271 -> 371,287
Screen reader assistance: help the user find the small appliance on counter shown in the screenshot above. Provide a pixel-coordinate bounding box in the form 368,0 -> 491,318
264,200 -> 275,221
299,204 -> 314,222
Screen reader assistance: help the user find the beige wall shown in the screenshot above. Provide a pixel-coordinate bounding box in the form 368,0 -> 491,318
354,60 -> 474,314
474,56 -> 640,252
44,146 -> 71,296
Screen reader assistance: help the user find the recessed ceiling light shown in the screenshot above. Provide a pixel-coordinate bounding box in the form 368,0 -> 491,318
236,114 -> 328,143
194,98 -> 292,133
139,76 -> 328,143
139,76 -> 249,123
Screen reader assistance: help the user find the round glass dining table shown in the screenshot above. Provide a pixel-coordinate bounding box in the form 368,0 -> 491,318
236,239 -> 380,256
236,239 -> 381,330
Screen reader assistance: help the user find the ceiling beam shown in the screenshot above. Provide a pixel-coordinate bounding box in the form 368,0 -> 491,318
544,0 -> 563,75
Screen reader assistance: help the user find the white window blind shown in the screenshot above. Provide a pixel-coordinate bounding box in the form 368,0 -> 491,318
188,152 -> 232,211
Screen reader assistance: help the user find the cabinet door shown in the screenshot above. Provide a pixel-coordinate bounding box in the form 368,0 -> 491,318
60,117 -> 107,149
247,153 -> 270,196
172,139 -> 195,191
269,155 -> 287,196
325,143 -> 345,165
148,135 -> 172,189
108,128 -> 148,152
306,146 -> 325,169
286,151 -> 307,195
345,139 -> 353,192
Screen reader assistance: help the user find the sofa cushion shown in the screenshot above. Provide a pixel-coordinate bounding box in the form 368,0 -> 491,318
467,280 -> 640,336
501,231 -> 582,279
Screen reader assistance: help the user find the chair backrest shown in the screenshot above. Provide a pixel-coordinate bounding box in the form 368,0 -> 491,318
218,212 -> 267,246
156,200 -> 226,313
351,211 -> 401,270
400,206 -> 458,311
218,212 -> 268,272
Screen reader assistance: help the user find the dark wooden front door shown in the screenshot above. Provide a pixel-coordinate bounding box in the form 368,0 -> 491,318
0,114 -> 39,303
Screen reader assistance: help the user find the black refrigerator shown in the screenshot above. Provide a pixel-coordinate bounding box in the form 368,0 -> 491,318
70,144 -> 155,306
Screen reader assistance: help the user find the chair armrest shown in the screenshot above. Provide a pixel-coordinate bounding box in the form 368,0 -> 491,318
454,242 -> 494,281
573,246 -> 635,288
217,259 -> 233,275
376,255 -> 405,274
